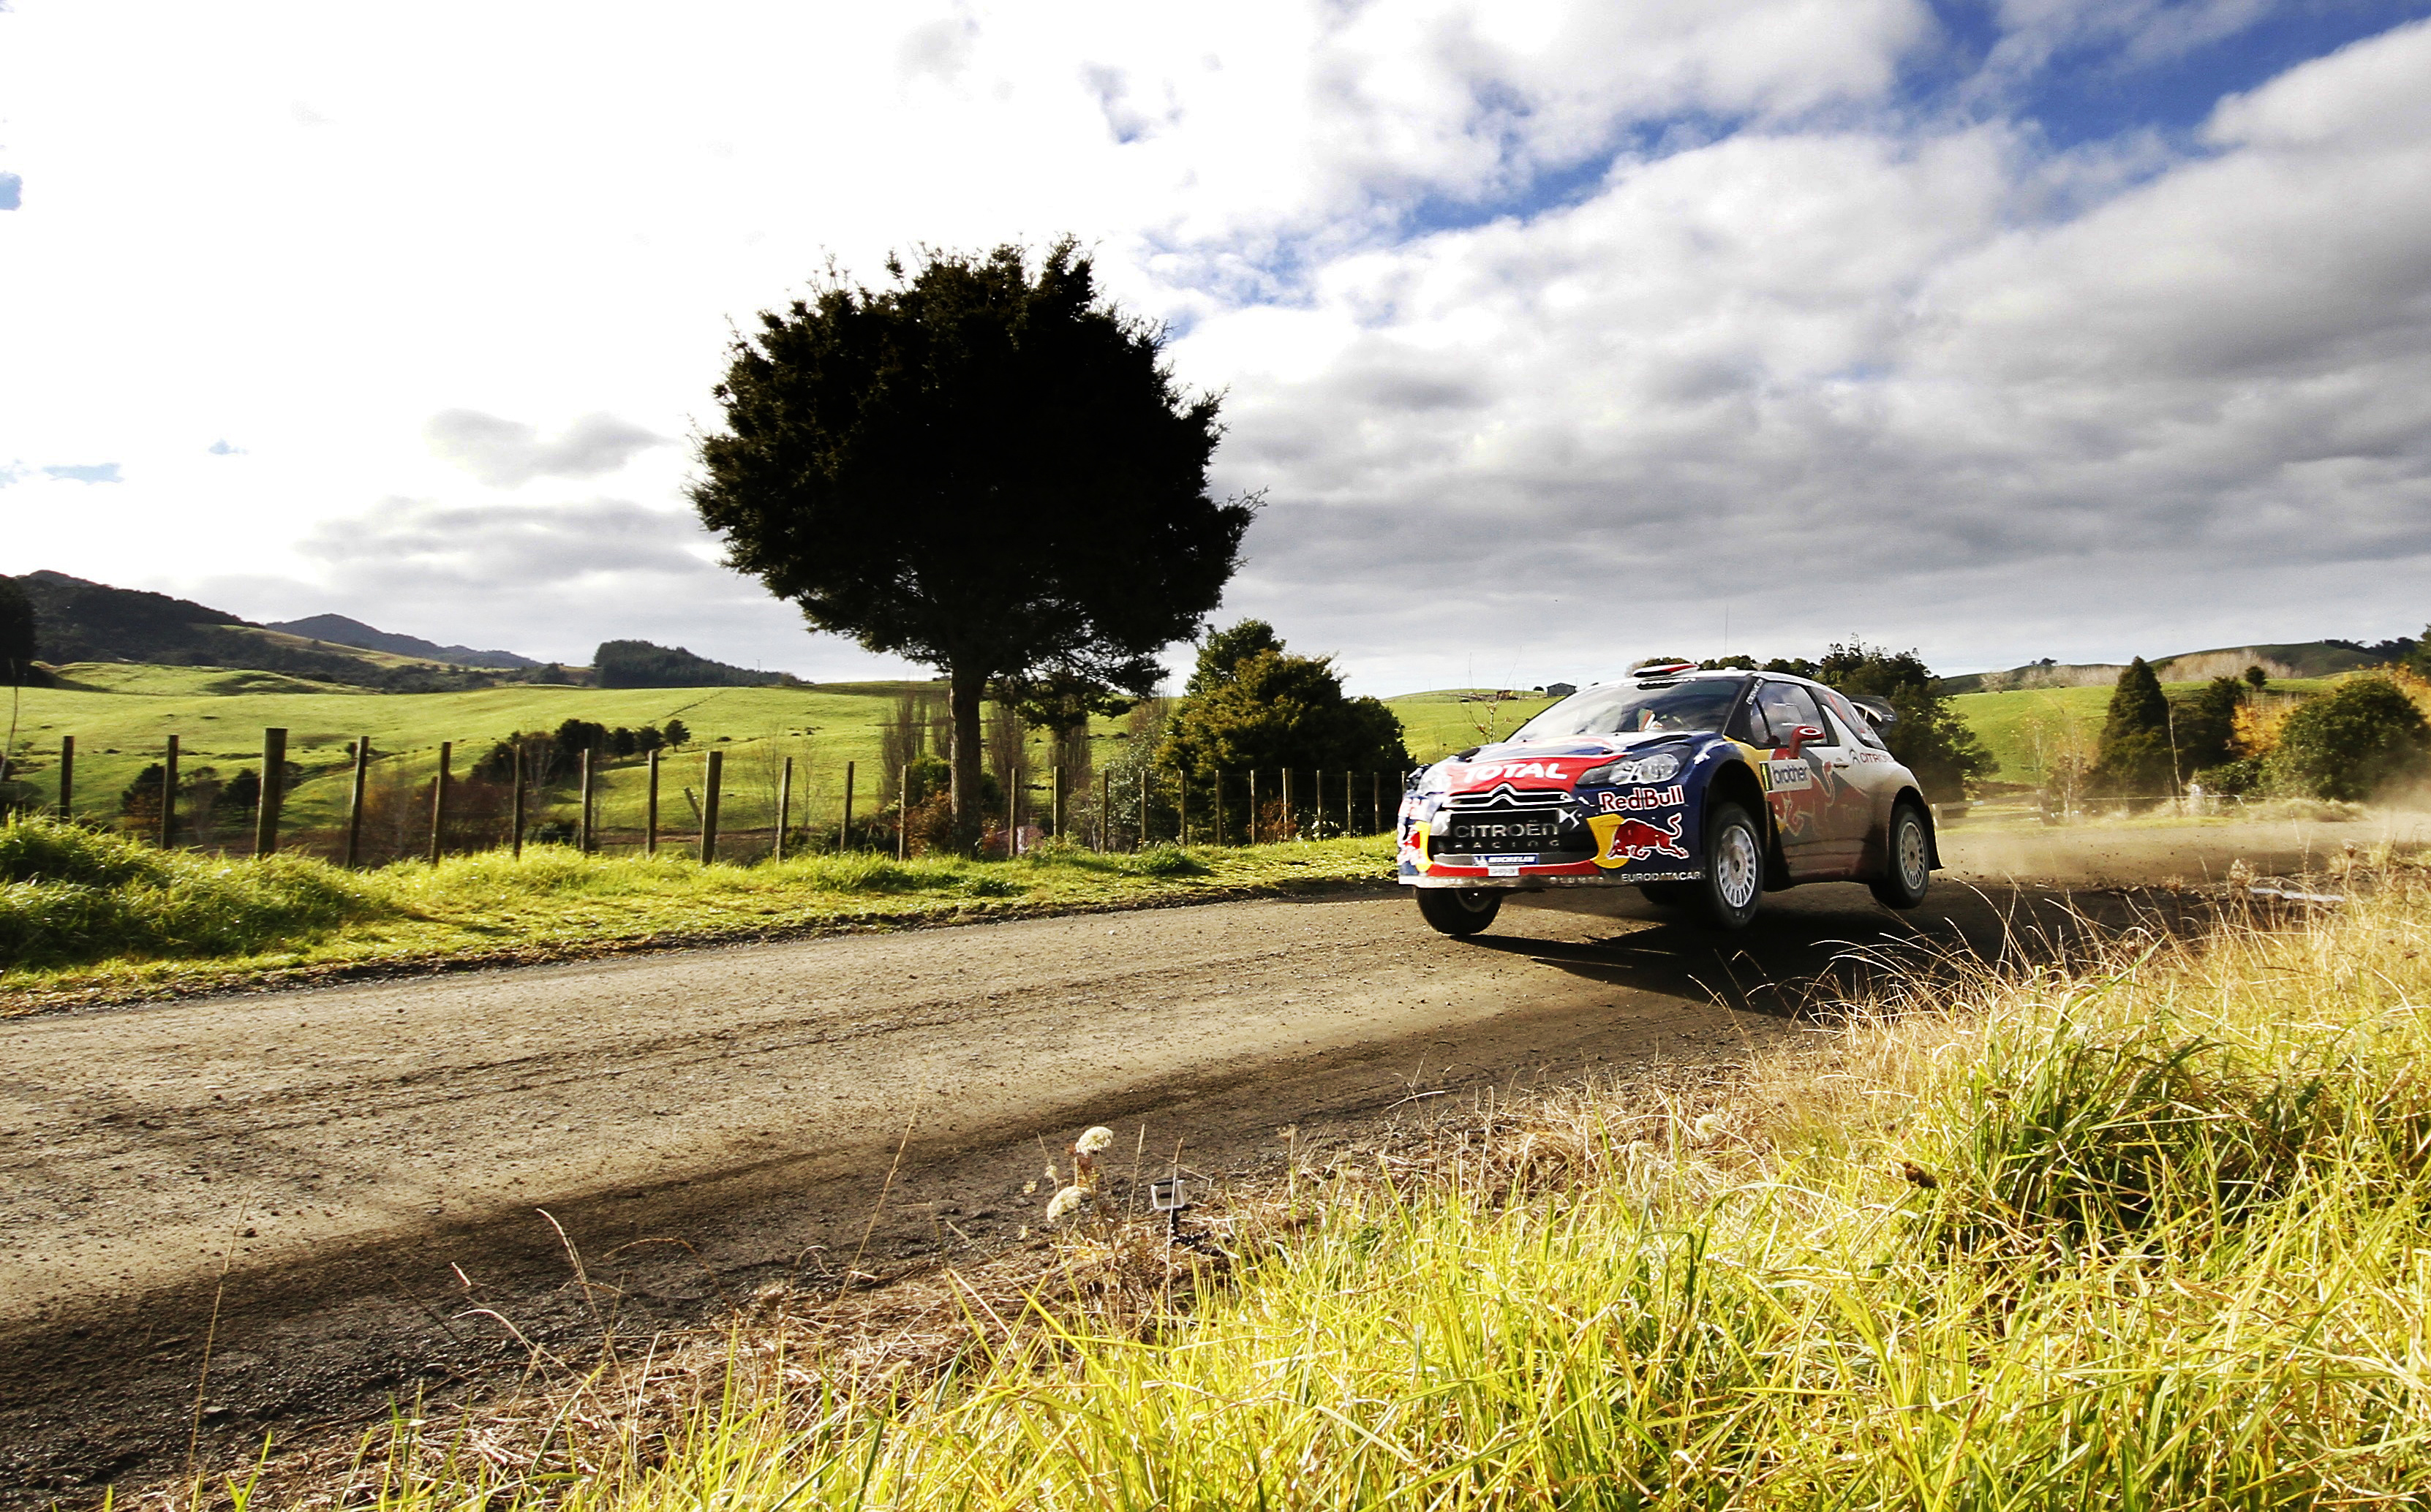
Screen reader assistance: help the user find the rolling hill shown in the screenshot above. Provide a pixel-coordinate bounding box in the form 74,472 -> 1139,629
1940,641 -> 2386,695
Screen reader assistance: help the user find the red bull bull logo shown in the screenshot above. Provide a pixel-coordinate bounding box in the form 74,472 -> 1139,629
1586,809 -> 1689,868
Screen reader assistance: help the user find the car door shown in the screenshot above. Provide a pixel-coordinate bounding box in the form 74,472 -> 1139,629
1816,688 -> 1907,871
1748,681 -> 1851,876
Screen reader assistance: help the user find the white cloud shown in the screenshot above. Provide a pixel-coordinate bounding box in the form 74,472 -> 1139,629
423,409 -> 666,488
0,1 -> 2422,691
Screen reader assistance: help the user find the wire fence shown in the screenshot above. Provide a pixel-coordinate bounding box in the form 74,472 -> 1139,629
0,726 -> 1415,867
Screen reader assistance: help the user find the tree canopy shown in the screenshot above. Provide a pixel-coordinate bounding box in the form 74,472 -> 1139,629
692,240 -> 1251,828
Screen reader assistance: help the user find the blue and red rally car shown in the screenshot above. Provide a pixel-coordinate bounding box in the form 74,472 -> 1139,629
1397,664 -> 1939,933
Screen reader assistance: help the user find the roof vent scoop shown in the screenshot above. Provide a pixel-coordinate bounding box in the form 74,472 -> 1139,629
1632,660 -> 1697,678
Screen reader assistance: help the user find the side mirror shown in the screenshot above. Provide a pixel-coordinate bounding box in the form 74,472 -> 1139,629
1784,724 -> 1825,757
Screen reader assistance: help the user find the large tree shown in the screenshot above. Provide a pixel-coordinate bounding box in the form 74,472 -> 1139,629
693,241 -> 1251,827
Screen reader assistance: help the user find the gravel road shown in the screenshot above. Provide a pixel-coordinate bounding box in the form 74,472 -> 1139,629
1,813 -> 2408,1497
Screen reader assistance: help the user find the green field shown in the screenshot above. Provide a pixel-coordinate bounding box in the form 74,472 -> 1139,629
1953,677 -> 2335,786
1,668 -> 1548,850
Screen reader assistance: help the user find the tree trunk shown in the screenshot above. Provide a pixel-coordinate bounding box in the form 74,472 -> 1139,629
949,664 -> 987,835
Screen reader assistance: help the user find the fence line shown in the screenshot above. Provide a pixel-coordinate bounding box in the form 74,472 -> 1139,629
3,727 -> 1425,866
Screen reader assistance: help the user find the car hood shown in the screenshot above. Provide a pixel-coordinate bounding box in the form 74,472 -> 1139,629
1437,731 -> 1703,792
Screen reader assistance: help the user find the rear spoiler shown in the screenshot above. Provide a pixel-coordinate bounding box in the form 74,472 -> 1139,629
1847,694 -> 1899,727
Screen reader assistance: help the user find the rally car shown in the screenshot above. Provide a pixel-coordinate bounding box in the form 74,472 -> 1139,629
1397,663 -> 1938,934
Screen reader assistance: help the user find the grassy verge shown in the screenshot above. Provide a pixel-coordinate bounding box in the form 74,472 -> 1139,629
0,819 -> 1396,1011
298,854 -> 2431,1509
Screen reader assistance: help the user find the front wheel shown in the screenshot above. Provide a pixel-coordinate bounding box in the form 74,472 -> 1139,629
1694,802 -> 1764,930
1415,888 -> 1502,937
1869,803 -> 1932,910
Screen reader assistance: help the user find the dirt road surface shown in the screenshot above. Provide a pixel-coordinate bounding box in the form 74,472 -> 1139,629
1,814 -> 2413,1497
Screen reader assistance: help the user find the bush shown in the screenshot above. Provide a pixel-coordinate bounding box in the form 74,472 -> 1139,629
2271,675 -> 2431,801
1128,842 -> 1206,877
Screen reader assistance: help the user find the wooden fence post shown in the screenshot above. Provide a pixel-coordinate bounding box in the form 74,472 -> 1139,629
344,736 -> 369,866
1371,771 -> 1380,834
159,735 -> 179,849
430,741 -> 453,864
1138,768 -> 1149,850
1281,768 -> 1294,840
56,736 -> 73,819
1099,770 -> 1110,850
701,749 -> 723,863
1051,764 -> 1063,839
575,748 -> 594,854
255,727 -> 287,858
898,763 -> 911,861
775,755 -> 793,862
510,748 -> 526,859
1248,769 -> 1258,845
1178,771 -> 1188,847
842,760 -> 856,853
1006,764 -> 1019,858
644,749 -> 660,856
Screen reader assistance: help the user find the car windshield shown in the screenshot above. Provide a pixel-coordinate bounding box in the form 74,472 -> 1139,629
1510,678 -> 1746,738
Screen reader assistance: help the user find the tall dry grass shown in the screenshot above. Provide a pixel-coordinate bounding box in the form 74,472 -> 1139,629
305,858 -> 2431,1511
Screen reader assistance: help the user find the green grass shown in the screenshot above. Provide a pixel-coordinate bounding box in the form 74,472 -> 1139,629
336,856 -> 2431,1511
0,818 -> 1395,1008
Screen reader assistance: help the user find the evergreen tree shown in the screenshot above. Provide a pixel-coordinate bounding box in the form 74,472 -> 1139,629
2091,658 -> 2176,796
2168,676 -> 2246,774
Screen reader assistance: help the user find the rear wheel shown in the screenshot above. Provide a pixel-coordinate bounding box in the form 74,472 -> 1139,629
1869,803 -> 1932,910
1415,887 -> 1502,937
1694,802 -> 1763,930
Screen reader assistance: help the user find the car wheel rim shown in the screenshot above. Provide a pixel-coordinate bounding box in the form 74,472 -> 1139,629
1716,824 -> 1760,910
1899,820 -> 1928,891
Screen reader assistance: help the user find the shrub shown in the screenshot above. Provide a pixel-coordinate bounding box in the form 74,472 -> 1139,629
1128,842 -> 1205,877
2271,675 -> 2431,801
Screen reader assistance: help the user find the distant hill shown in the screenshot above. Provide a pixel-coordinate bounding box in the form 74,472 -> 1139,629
266,613 -> 538,669
594,639 -> 796,689
8,570 -> 515,692
1940,642 -> 2386,695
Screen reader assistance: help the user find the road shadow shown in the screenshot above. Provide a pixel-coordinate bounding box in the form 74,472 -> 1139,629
1473,878 -> 2227,1021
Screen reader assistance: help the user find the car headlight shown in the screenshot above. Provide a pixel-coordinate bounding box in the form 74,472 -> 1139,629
1580,751 -> 1683,786
1416,761 -> 1454,795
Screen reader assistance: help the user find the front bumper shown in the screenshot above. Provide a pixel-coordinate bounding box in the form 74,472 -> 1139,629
1402,868 -> 1704,890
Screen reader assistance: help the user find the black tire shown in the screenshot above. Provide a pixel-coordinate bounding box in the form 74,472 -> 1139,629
1637,882 -> 1695,908
1693,801 -> 1764,930
1869,802 -> 1933,910
1415,888 -> 1502,937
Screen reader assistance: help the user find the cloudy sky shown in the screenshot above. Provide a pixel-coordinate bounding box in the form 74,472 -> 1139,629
2,0 -> 2427,692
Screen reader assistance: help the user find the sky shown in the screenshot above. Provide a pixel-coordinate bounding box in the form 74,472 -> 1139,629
2,0 -> 2428,694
